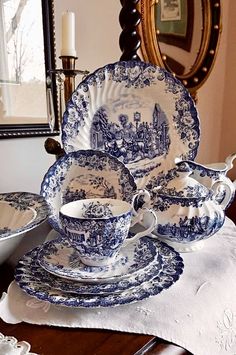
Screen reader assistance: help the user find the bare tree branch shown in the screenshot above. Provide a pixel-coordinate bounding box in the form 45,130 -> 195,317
6,0 -> 29,42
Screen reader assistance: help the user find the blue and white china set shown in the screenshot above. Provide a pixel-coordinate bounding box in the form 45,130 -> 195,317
2,61 -> 236,308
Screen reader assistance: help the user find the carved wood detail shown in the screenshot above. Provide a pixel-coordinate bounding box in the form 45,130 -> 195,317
119,0 -> 141,61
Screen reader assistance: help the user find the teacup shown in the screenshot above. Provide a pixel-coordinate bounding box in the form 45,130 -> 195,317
59,196 -> 157,267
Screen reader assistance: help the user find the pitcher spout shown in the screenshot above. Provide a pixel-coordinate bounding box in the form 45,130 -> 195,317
225,152 -> 236,174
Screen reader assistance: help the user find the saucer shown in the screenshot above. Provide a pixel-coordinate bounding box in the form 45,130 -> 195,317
40,149 -> 136,234
15,239 -> 184,308
37,236 -> 158,282
15,244 -> 163,295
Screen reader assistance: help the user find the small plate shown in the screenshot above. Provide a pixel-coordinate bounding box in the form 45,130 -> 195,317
37,236 -> 158,282
62,61 -> 200,189
15,239 -> 184,308
0,192 -> 49,240
15,244 -> 163,295
40,149 -> 136,234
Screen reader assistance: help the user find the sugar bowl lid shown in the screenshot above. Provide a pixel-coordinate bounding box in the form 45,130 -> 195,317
156,162 -> 212,199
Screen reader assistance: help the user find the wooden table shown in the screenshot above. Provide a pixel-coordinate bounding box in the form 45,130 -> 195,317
0,263 -> 191,355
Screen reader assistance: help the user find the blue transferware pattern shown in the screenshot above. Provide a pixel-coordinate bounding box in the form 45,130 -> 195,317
60,208 -> 132,266
81,201 -> 114,218
15,241 -> 163,295
15,239 -> 184,308
90,103 -> 170,165
37,236 -> 158,282
155,163 -> 212,204
175,154 -> 236,208
40,149 -> 136,234
156,212 -> 224,243
148,163 -> 229,248
0,192 -> 49,240
62,60 -> 200,189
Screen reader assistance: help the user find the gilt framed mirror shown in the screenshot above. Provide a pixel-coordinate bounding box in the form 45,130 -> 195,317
0,0 -> 59,138
137,0 -> 222,99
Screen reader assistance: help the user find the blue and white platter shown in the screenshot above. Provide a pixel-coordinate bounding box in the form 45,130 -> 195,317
15,243 -> 163,295
40,149 -> 136,234
37,236 -> 158,283
15,238 -> 184,308
0,192 -> 49,240
62,60 -> 200,189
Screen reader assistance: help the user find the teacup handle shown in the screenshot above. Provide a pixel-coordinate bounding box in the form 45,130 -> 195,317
123,207 -> 157,247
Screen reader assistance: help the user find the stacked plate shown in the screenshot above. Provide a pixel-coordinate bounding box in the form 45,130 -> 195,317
14,61 -> 194,308
14,234 -> 184,308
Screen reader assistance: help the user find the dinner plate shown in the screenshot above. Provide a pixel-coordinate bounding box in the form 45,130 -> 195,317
62,60 -> 200,189
15,238 -> 184,308
15,242 -> 163,295
37,236 -> 158,283
40,149 -> 136,234
0,192 -> 49,240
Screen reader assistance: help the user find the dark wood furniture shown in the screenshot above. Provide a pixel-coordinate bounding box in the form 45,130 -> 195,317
0,263 -> 191,355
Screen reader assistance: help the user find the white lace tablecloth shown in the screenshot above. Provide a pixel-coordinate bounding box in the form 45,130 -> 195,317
1,218 -> 236,355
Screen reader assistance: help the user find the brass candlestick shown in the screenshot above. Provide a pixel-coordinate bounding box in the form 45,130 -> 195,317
60,55 -> 77,105
44,56 -> 89,158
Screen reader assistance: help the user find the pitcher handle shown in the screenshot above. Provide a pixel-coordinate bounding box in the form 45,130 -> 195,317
212,180 -> 234,210
225,152 -> 236,174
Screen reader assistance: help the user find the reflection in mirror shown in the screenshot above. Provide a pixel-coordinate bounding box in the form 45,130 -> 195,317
138,0 -> 222,99
156,0 -> 203,76
0,0 -> 59,138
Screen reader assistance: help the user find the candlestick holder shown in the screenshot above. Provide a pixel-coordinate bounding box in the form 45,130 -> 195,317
59,55 -> 89,107
44,55 -> 89,158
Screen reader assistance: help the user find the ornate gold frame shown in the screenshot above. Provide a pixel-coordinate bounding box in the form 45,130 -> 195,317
137,0 -> 222,99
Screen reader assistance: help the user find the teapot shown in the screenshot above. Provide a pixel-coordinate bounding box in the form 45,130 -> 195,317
149,163 -> 232,252
175,153 -> 236,208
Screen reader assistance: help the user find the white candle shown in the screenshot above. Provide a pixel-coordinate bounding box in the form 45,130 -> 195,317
61,11 -> 77,57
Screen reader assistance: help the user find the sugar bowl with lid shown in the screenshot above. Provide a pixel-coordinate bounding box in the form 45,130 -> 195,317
150,163 -> 232,252
175,152 -> 236,208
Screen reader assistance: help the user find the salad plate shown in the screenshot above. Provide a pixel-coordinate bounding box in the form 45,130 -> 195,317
62,60 -> 200,189
15,239 -> 184,308
37,236 -> 158,283
0,192 -> 49,240
40,149 -> 136,234
15,243 -> 163,295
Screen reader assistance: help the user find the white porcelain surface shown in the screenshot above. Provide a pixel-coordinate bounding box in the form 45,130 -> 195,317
175,152 -> 236,208
37,236 -> 158,283
59,197 -> 157,266
40,149 -> 136,234
148,163 -> 229,248
15,238 -> 184,308
15,241 -> 163,295
0,192 -> 49,240
62,61 -> 200,189
0,192 -> 49,265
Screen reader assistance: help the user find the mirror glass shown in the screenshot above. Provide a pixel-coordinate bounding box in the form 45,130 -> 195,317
156,0 -> 203,75
0,0 -> 59,138
138,0 -> 221,98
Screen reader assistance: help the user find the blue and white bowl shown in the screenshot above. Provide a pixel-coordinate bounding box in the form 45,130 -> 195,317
0,192 -> 49,264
